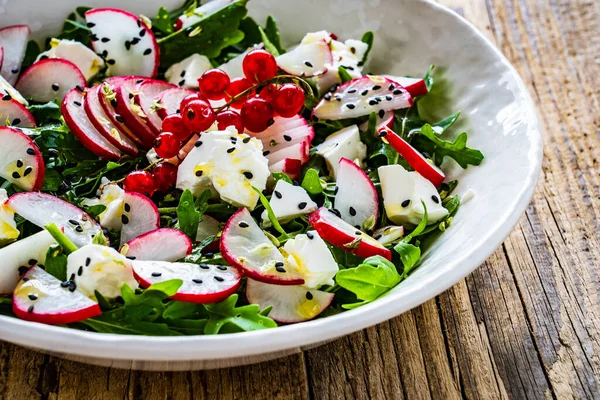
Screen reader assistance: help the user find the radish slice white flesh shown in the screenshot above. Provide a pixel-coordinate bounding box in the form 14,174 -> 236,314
0,25 -> 30,85
155,87 -> 194,119
123,228 -> 192,262
113,77 -> 157,149
276,41 -> 332,77
16,59 -> 86,103
136,79 -> 176,133
0,126 -> 44,191
358,110 -> 394,132
0,98 -> 36,127
269,158 -> 302,180
383,75 -> 429,97
334,157 -> 379,230
119,192 -> 160,246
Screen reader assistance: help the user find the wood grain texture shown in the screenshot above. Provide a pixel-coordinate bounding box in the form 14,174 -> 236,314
0,0 -> 598,398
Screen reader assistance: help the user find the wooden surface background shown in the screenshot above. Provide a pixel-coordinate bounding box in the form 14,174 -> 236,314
1,0 -> 599,398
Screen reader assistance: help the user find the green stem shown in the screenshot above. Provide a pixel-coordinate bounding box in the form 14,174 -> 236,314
158,207 -> 178,214
45,223 -> 78,254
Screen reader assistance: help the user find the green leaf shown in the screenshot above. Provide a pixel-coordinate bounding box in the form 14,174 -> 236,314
44,244 -> 68,282
158,0 -> 248,66
237,17 -> 262,47
360,31 -> 374,64
45,223 -> 78,254
404,201 -> 428,242
338,66 -> 353,83
272,172 -> 293,184
177,189 -> 201,240
203,294 -> 277,334
41,169 -> 62,191
92,230 -> 108,246
27,101 -> 62,125
413,124 -> 484,169
336,256 -> 401,309
423,64 -> 435,92
301,168 -> 322,195
253,187 -> 288,238
82,316 -> 182,336
56,9 -> 91,45
20,40 -> 42,74
154,7 -> 175,34
258,26 -> 279,56
394,242 -> 421,277
264,15 -> 286,54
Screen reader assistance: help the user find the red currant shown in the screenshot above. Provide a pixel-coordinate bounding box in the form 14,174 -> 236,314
198,68 -> 230,100
180,92 -> 207,112
123,170 -> 156,197
216,110 -> 244,132
154,132 -> 180,159
162,114 -> 190,142
273,83 -> 305,118
152,162 -> 178,193
241,97 -> 274,133
242,49 -> 278,83
225,77 -> 254,108
182,99 -> 216,132
258,83 -> 279,103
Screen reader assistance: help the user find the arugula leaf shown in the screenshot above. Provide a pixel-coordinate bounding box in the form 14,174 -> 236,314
0,297 -> 14,317
272,172 -> 293,184
154,7 -> 175,35
360,31 -> 374,64
413,124 -> 484,169
56,8 -> 92,45
158,0 -> 248,66
258,26 -> 279,56
301,168 -> 322,195
92,230 -> 109,246
238,17 -> 262,47
44,244 -> 68,282
394,242 -> 421,277
41,169 -> 62,191
264,16 -> 285,54
204,294 -> 277,334
423,64 -> 435,92
338,66 -> 353,83
253,187 -> 288,239
177,189 -> 210,240
404,201 -> 428,242
336,256 -> 401,309
27,101 -> 62,125
20,40 -> 42,72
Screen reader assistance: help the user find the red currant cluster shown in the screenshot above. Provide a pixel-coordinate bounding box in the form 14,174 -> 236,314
124,49 -> 307,196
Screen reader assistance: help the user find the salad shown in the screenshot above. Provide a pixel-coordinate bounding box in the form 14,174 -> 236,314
0,0 -> 484,336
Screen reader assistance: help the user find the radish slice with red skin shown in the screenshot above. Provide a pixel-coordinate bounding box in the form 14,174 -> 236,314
13,266 -> 101,325
16,59 -> 86,103
113,77 -> 158,149
335,157 -> 379,229
123,228 -> 192,262
383,75 -> 429,97
0,47 -> 4,73
252,115 -> 313,141
246,279 -> 334,323
0,25 -> 30,85
0,98 -> 36,127
358,110 -> 394,132
0,126 -> 44,191
266,141 -> 310,166
308,207 -> 392,260
84,85 -> 139,156
269,158 -> 302,180
135,79 -> 177,133
155,87 -> 195,119
378,126 -> 445,187
62,88 -> 122,161
220,208 -> 305,285
276,40 -> 332,77
132,260 -> 241,304
120,192 -> 160,246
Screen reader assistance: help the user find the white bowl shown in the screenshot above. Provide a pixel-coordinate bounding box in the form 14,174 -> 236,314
0,0 -> 541,370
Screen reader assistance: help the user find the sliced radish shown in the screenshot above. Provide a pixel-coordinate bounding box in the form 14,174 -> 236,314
155,87 -> 195,119
16,59 -> 86,102
37,39 -> 105,81
263,135 -> 311,160
0,25 -> 30,85
261,180 -> 317,226
269,158 -> 302,180
377,165 -> 449,226
0,230 -> 56,294
132,260 -> 241,304
85,8 -> 159,77
335,158 -> 379,230
316,125 -> 366,178
378,126 -> 445,187
373,225 -> 405,246
84,85 -> 139,157
312,76 -> 413,121
13,266 -> 101,325
120,192 -> 160,246
383,75 -> 428,97
97,77 -> 145,147
276,41 -> 332,77
308,207 -> 391,260
0,98 -> 35,127
252,114 -> 312,140
62,88 -> 122,161
220,208 -> 304,285
0,47 -> 3,71
112,77 -> 158,149
266,141 -> 309,166
165,54 -> 212,89
8,192 -> 102,248
246,279 -> 333,323
0,75 -> 27,106
0,189 -> 18,246
358,110 -> 394,132
135,79 -> 176,133
0,127 -> 44,191
123,228 -> 192,262
196,214 -> 221,242
176,0 -> 234,30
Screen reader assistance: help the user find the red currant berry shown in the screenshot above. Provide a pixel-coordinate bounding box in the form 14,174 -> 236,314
152,162 -> 178,193
162,114 -> 190,142
225,77 -> 254,108
198,68 -> 230,100
242,49 -> 278,83
123,170 -> 156,197
154,132 -> 180,159
258,83 -> 279,103
273,83 -> 305,118
241,97 -> 274,133
216,110 -> 244,132
182,99 -> 216,132
180,92 -> 208,112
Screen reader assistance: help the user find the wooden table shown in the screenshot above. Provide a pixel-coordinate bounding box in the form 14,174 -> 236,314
1,0 -> 599,398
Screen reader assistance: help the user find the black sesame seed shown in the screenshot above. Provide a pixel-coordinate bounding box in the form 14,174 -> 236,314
101,50 -> 108,58
274,190 -> 282,199
115,114 -> 125,123
70,273 -> 76,281
68,219 -> 79,226
293,180 -> 300,186
349,207 -> 357,216
18,266 -> 28,275
368,99 -> 378,106
243,137 -> 251,144
304,61 -> 313,67
87,22 -> 95,28
372,85 -> 382,90
2,94 -> 11,101
11,66 -> 19,74
68,283 -> 77,292
374,234 -> 382,240
205,252 -> 214,259
361,89 -> 369,96
217,266 -> 227,271
195,170 -> 203,177
27,305 -> 34,313
388,83 -> 395,91
214,276 -> 224,282
329,84 -> 339,93
230,137 -> 238,144
243,171 -> 253,179
152,272 -> 162,277
324,93 -> 332,101
86,258 -> 91,266
378,110 -> 385,119
401,199 -> 411,207
128,93 -> 134,100
125,41 -> 131,50
347,89 -> 357,94
262,150 -> 270,156
73,100 -> 83,107
126,256 -> 136,260
178,79 -> 186,87
345,66 -> 355,71
306,232 -> 314,239
51,83 -> 59,91
283,135 -> 292,142
107,59 -> 116,65
131,37 -> 140,45
238,221 -> 249,228
89,33 -> 99,41
298,202 -> 307,210
393,89 -> 403,95
78,266 -> 83,276
111,99 -> 117,107
193,279 -> 203,284
199,263 -> 210,269
28,259 -> 37,266
346,104 -> 356,109
334,94 -> 342,102
306,291 -> 313,300
23,167 -> 32,177
121,215 -> 129,224
75,226 -> 84,233
432,195 -> 440,204
101,37 -> 110,43
16,159 -> 23,168
61,281 -> 70,288
195,140 -> 203,147
385,95 -> 393,101
329,208 -> 342,218
355,230 -> 362,235
143,48 -> 152,56
227,147 -> 235,154
124,203 -> 131,212
11,172 -> 20,179
140,29 -> 146,37
378,130 -> 387,137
